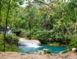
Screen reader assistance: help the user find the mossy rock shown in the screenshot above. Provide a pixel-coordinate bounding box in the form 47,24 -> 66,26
35,49 -> 51,54
43,49 -> 51,54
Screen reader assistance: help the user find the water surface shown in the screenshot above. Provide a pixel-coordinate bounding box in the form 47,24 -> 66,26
18,45 -> 67,54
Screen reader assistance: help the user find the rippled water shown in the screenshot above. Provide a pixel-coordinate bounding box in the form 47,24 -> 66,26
18,45 -> 67,54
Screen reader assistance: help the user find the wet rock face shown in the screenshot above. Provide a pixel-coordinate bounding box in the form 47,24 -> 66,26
18,38 -> 41,47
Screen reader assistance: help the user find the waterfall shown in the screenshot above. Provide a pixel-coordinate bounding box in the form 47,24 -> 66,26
18,38 -> 41,48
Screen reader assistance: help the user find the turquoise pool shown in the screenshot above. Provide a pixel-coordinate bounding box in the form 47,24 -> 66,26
18,45 -> 67,54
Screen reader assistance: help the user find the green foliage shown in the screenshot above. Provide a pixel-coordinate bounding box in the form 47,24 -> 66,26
69,33 -> 77,48
70,37 -> 77,48
0,34 -> 18,51
19,0 -> 24,5
30,29 -> 53,43
0,34 -> 4,51
12,0 -> 76,45
68,0 -> 77,10
5,44 -> 19,52
6,34 -> 18,44
0,0 -> 77,52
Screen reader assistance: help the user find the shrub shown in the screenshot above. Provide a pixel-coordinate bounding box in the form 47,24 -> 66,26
69,37 -> 77,48
0,34 -> 4,51
32,30 -> 53,44
0,34 -> 18,51
6,34 -> 18,44
5,44 -> 19,52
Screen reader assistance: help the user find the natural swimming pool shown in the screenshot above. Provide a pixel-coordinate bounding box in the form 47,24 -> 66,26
18,45 -> 67,54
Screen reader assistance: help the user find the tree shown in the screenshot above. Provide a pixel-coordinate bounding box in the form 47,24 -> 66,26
0,0 -> 2,25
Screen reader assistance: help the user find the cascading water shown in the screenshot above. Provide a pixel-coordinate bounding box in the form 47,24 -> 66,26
18,38 -> 41,48
25,43 -> 40,48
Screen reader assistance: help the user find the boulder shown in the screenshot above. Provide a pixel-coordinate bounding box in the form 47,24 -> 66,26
34,49 -> 51,54
72,48 -> 77,52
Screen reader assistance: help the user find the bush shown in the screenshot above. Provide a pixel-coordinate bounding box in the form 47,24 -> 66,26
0,34 -> 4,51
32,30 -> 53,44
0,34 -> 18,51
29,27 -> 70,44
5,34 -> 19,51
69,37 -> 77,48
6,34 -> 18,44
5,44 -> 19,52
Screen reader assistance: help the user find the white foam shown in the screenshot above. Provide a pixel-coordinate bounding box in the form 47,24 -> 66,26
18,38 -> 41,48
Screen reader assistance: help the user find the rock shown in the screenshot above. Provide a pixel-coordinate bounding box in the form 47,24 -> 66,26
60,54 -> 69,58
21,53 -> 25,55
72,48 -> 77,52
43,49 -> 51,54
34,49 -> 51,54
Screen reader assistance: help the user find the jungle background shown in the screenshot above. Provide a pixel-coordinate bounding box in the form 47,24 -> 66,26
0,0 -> 77,51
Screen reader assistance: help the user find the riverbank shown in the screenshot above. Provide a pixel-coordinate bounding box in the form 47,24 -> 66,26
0,52 -> 77,59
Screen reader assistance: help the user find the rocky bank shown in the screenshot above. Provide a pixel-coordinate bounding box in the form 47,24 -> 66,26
0,52 -> 77,59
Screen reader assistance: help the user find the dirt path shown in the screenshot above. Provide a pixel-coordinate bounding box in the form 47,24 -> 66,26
0,52 -> 77,59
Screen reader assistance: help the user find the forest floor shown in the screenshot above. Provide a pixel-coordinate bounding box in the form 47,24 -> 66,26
0,52 -> 77,59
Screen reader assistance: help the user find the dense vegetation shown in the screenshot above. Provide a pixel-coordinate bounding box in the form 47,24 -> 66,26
0,0 -> 77,51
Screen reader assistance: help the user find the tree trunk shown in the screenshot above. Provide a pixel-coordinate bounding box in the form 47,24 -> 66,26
4,0 -> 11,51
0,0 -> 2,25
